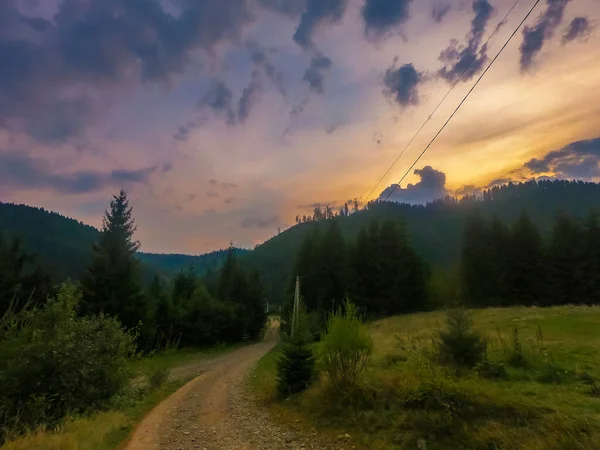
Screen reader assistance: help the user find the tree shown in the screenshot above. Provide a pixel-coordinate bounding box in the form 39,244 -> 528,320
507,212 -> 544,305
547,212 -> 584,305
582,210 -> 600,304
80,190 -> 146,332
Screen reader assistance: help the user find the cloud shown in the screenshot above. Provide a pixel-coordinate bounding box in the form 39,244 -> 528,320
520,0 -> 572,71
362,0 -> 413,41
438,0 -> 494,83
238,75 -> 263,123
241,215 -> 283,229
199,81 -> 237,125
383,62 -> 423,107
0,151 -> 157,194
258,0 -> 307,18
303,53 -> 333,93
0,0 -> 254,142
524,137 -> 600,179
378,166 -> 449,204
293,0 -> 348,50
454,184 -> 482,197
209,179 -> 238,189
432,3 -> 451,23
562,17 -> 593,44
246,41 -> 286,96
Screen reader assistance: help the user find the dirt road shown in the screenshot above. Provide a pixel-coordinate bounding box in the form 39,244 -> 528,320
124,322 -> 340,450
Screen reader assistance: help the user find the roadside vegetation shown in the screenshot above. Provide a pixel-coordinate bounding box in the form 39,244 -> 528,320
252,305 -> 600,449
0,189 -> 267,447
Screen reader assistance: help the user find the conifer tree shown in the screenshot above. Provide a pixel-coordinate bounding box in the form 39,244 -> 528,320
582,210 -> 600,304
80,190 -> 145,331
507,212 -> 544,306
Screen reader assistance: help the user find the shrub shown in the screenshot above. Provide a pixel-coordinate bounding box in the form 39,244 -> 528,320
320,300 -> 373,390
276,307 -> 315,397
276,340 -> 315,397
0,283 -> 135,438
149,367 -> 170,390
435,308 -> 487,368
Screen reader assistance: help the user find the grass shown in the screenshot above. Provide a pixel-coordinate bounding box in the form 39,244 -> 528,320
249,305 -> 600,450
3,344 -> 238,450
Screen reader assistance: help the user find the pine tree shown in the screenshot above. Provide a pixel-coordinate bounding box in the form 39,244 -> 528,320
582,210 -> 600,304
547,212 -> 584,305
507,212 -> 544,306
80,190 -> 145,330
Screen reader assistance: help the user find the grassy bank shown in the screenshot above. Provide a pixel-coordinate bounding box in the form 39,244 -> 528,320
3,345 -> 236,450
250,306 -> 600,450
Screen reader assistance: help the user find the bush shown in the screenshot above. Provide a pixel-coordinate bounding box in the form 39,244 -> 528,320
435,308 -> 487,368
320,301 -> 373,390
0,283 -> 135,438
149,367 -> 170,390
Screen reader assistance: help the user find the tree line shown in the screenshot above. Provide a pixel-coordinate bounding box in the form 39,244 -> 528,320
287,208 -> 600,331
286,219 -> 430,328
1,190 -> 267,350
461,210 -> 600,307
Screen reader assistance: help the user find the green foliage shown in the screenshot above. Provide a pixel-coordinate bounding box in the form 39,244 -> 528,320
435,308 -> 487,368
80,190 -> 146,336
276,341 -> 316,397
276,306 -> 316,397
149,367 -> 170,390
320,301 -> 373,389
0,283 -> 135,438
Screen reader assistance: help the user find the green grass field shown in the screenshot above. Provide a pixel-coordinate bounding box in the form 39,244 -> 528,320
3,345 -> 236,450
250,305 -> 600,450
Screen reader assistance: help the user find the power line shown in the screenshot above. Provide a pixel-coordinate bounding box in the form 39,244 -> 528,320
383,0 -> 541,203
361,0 -> 524,205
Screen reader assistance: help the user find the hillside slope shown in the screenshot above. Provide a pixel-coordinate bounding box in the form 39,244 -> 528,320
244,180 -> 600,305
0,203 -> 243,282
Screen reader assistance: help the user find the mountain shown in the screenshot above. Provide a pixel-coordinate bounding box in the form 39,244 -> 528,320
0,202 -> 245,282
138,249 -> 249,277
243,180 -> 600,306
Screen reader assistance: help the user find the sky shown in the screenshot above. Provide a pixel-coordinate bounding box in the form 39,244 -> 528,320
1,0 -> 599,254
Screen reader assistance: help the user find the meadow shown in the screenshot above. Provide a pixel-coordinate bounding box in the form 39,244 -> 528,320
250,305 -> 600,450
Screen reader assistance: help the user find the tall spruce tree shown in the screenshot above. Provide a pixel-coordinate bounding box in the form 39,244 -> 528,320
80,190 -> 145,331
507,212 -> 544,306
547,212 -> 584,305
582,210 -> 600,304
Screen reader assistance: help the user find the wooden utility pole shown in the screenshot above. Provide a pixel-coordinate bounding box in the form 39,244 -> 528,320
291,275 -> 300,338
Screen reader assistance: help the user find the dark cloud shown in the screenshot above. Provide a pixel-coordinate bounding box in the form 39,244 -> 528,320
258,0 -> 307,18
174,121 -> 200,142
241,215 -> 283,229
438,0 -> 494,83
199,81 -> 237,126
303,54 -> 332,93
487,178 -> 511,188
293,0 -> 348,50
224,197 -> 236,204
238,75 -> 263,123
383,62 -> 423,107
520,0 -> 572,71
0,151 -> 157,194
326,124 -> 338,134
378,166 -> 449,204
432,3 -> 451,23
0,0 -> 254,142
562,17 -> 593,44
524,137 -> 600,179
362,0 -> 412,41
209,179 -> 238,189
246,41 -> 286,96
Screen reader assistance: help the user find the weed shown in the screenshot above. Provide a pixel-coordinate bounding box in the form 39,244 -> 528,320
149,367 -> 170,390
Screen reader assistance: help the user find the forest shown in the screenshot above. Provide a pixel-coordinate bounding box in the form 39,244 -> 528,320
0,190 -> 266,440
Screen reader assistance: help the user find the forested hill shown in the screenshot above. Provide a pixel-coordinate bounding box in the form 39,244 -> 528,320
0,202 -> 243,282
243,180 -> 600,306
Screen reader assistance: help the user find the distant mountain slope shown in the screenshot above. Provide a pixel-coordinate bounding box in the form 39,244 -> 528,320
138,249 -> 249,277
0,202 -> 244,282
243,180 -> 600,306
